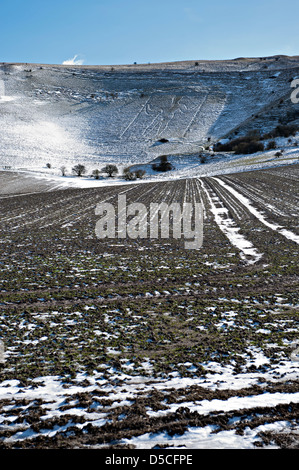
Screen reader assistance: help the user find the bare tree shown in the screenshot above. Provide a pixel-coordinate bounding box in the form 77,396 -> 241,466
101,164 -> 118,177
92,169 -> 101,179
72,164 -> 86,177
60,166 -> 67,176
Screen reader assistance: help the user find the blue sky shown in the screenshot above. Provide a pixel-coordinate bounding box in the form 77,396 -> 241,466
1,0 -> 299,65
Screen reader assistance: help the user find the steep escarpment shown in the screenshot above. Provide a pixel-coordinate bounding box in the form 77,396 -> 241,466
0,56 -> 298,171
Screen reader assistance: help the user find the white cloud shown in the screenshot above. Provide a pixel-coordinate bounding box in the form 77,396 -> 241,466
62,54 -> 84,65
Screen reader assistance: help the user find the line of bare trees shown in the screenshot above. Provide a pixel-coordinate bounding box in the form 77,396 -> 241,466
56,163 -> 146,180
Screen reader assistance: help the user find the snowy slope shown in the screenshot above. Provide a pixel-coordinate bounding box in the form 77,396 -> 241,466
1,56 -> 299,174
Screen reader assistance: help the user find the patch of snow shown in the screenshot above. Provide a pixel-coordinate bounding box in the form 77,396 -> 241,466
200,180 -> 263,264
214,177 -> 299,244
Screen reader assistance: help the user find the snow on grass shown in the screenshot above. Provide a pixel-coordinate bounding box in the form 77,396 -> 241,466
214,177 -> 299,244
120,420 -> 294,449
1,130 -> 299,195
200,180 -> 263,264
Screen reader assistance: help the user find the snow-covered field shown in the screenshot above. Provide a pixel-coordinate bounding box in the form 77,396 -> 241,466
1,133 -> 298,195
0,57 -> 299,450
0,166 -> 299,449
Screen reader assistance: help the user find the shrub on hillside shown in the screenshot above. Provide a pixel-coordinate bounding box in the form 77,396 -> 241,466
214,134 -> 263,154
233,140 -> 264,155
123,167 -> 146,180
152,155 -> 173,172
123,171 -> 136,181
123,167 -> 136,181
266,140 -> 277,150
263,124 -> 298,139
92,169 -> 101,179
134,169 -> 146,179
215,123 -> 299,155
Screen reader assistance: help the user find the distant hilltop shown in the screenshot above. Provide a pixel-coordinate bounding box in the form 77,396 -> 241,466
2,54 -> 299,71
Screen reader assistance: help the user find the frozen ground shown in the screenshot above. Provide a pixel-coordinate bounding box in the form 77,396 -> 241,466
0,166 -> 298,449
0,57 -> 299,450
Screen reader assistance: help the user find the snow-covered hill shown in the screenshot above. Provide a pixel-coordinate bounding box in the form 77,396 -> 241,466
0,56 -> 299,174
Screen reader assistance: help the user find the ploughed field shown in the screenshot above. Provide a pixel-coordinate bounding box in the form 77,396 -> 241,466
0,164 -> 298,449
